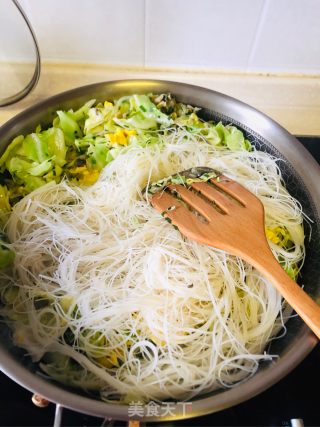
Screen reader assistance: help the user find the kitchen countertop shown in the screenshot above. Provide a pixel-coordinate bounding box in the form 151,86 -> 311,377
0,62 -> 320,136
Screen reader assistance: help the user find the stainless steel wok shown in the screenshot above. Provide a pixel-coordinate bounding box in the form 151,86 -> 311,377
0,80 -> 319,423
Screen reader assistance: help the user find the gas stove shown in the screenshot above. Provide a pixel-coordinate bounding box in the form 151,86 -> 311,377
0,136 -> 319,427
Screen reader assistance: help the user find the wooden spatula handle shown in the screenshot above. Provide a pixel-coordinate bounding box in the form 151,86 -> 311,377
243,245 -> 320,339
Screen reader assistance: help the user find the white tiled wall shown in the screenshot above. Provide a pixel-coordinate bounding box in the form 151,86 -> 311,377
145,0 -> 265,71
13,0 -> 320,74
0,0 -> 37,61
18,0 -> 145,65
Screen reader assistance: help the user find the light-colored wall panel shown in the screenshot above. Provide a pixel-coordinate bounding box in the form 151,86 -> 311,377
247,0 -> 320,73
0,0 -> 36,61
145,0 -> 265,71
13,0 -> 320,74
18,0 -> 145,65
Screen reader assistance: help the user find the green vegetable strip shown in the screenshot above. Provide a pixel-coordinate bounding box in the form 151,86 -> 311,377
0,93 -> 253,269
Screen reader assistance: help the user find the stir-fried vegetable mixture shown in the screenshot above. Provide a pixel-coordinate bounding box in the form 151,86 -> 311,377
0,94 -> 251,203
0,93 -> 299,277
0,93 -> 305,402
0,94 -> 253,269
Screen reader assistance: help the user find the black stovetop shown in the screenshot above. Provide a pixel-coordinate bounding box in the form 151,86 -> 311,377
0,136 -> 319,427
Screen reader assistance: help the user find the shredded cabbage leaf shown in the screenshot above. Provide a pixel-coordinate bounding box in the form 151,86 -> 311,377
0,93 -> 252,205
0,93 -> 253,270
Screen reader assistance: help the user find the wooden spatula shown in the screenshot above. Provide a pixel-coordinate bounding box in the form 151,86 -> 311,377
150,170 -> 320,339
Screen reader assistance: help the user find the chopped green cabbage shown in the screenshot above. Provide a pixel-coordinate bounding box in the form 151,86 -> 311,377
0,93 -> 253,269
0,231 -> 14,269
0,93 -> 252,209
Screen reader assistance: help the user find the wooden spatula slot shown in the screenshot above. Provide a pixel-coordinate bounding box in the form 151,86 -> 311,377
167,184 -> 226,217
190,180 -> 244,214
163,187 -> 209,224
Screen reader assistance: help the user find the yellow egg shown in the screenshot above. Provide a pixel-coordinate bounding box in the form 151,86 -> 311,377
81,169 -> 100,185
69,166 -> 100,185
107,129 -> 136,146
265,228 -> 281,245
96,352 -> 119,368
265,226 -> 291,247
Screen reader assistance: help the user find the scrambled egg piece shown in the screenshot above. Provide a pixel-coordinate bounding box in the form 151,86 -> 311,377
265,226 -> 291,248
107,129 -> 136,146
96,352 -> 120,369
69,166 -> 100,185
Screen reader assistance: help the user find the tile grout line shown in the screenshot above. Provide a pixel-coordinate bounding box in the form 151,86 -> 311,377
245,0 -> 270,72
143,0 -> 147,68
